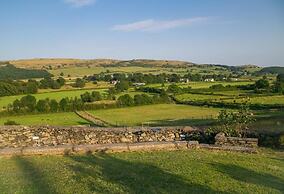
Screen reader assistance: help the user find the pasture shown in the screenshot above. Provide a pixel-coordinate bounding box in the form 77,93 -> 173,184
224,95 -> 284,105
89,104 -> 220,126
0,112 -> 89,126
175,93 -> 231,102
0,149 -> 283,193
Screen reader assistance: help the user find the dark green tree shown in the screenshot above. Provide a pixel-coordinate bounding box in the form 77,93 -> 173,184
20,95 -> 36,112
117,94 -> 134,107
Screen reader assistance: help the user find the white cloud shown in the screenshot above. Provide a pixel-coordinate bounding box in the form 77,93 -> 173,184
64,0 -> 96,7
112,17 -> 208,32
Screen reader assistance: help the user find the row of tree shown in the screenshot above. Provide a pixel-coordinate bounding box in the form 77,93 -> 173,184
87,72 -> 232,84
0,77 -> 66,97
117,93 -> 171,107
253,74 -> 284,94
7,91 -> 170,114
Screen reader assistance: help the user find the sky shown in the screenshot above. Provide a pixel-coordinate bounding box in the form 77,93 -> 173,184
0,0 -> 283,66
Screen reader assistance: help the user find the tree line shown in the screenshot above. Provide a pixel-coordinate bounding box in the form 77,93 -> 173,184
6,90 -> 171,114
87,72 -> 232,84
0,77 -> 66,97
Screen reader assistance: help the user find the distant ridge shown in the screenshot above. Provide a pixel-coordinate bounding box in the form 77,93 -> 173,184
8,58 -> 195,69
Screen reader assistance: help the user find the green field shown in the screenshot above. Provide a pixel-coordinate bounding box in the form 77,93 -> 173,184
148,81 -> 254,90
89,104 -> 220,126
224,95 -> 284,105
0,149 -> 283,193
175,93 -> 231,102
0,112 -> 89,126
0,89 -> 107,110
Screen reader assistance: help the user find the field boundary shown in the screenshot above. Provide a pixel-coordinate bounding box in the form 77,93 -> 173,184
75,111 -> 113,127
0,141 -> 257,157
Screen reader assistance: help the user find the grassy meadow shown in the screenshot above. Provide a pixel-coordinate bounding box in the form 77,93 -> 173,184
0,149 -> 283,194
89,104 -> 220,126
224,95 -> 284,105
0,112 -> 89,126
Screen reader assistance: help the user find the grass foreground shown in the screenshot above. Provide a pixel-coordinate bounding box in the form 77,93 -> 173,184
0,149 -> 283,193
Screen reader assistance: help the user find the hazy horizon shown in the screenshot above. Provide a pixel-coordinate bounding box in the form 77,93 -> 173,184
1,0 -> 283,66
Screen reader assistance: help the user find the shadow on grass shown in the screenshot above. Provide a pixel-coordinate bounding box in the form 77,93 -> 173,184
68,153 -> 228,194
147,118 -> 216,127
13,156 -> 57,194
212,163 -> 284,192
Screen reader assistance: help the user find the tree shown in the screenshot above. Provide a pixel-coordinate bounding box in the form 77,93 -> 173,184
73,78 -> 85,88
12,99 -> 21,112
26,80 -> 38,94
117,94 -> 134,107
92,91 -> 102,101
59,98 -> 69,111
134,94 -> 152,105
57,77 -> 65,86
50,99 -> 59,112
255,77 -> 269,89
81,92 -> 94,103
36,99 -> 50,112
20,95 -> 36,112
107,88 -> 116,100
115,81 -> 129,92
274,74 -> 284,94
167,84 -> 182,94
207,106 -> 255,137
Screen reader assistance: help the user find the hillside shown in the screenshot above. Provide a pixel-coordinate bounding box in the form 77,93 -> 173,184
0,64 -> 51,80
8,58 -> 195,69
257,66 -> 284,75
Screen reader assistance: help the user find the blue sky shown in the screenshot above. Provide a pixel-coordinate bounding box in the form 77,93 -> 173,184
0,0 -> 283,66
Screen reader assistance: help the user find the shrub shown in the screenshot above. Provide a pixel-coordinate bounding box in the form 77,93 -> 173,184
4,120 -> 20,125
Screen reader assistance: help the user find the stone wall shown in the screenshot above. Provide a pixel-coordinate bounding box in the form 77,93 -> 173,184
0,126 -> 197,149
215,132 -> 258,148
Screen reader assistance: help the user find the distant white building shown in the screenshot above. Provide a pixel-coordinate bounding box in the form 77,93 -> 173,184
133,83 -> 146,87
110,80 -> 119,85
204,78 -> 215,82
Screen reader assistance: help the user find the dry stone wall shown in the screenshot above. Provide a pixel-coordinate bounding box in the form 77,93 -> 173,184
0,126 -> 196,149
215,132 -> 258,148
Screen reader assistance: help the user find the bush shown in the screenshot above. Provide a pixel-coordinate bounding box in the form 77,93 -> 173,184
73,78 -> 85,88
206,107 -> 255,137
117,94 -> 134,107
4,120 -> 20,125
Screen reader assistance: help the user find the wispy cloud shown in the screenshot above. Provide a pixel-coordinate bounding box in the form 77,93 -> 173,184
64,0 -> 96,7
112,17 -> 209,32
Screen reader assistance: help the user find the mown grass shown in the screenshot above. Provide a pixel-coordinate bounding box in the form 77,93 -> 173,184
89,104 -> 220,126
0,112 -> 89,126
0,149 -> 283,193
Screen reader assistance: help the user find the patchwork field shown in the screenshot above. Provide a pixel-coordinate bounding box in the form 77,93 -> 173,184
0,104 -> 219,126
89,104 -> 220,126
0,149 -> 283,193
